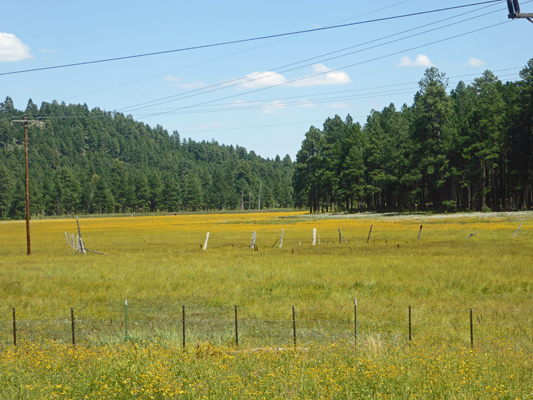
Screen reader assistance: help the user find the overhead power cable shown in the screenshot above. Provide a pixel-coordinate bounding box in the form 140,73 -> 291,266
137,20 -> 511,120
119,3 -> 503,113
0,0 -> 502,77
134,72 -> 520,116
28,66 -> 522,121
62,0 -> 416,101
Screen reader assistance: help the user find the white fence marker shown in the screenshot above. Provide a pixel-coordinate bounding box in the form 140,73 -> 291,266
312,228 -> 317,246
279,229 -> 284,248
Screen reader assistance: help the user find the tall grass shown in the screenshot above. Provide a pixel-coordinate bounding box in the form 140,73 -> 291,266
0,211 -> 532,398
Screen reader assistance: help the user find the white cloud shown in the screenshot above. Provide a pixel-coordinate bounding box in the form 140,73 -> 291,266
295,100 -> 316,109
468,57 -> 486,67
290,64 -> 351,87
0,32 -> 32,62
396,54 -> 434,67
264,100 -> 288,114
163,75 -> 182,82
40,48 -> 57,54
238,64 -> 350,89
239,71 -> 288,88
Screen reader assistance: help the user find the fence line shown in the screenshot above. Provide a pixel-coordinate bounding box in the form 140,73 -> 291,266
2,300 -> 532,349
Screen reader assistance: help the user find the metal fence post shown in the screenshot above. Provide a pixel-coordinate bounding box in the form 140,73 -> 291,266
354,298 -> 357,347
182,305 -> 186,349
292,306 -> 297,349
71,307 -> 76,347
409,306 -> 412,345
235,305 -> 239,347
470,308 -> 474,349
12,308 -> 16,347
124,299 -> 128,343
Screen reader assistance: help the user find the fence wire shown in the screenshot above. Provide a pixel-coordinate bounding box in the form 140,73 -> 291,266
1,304 -> 532,349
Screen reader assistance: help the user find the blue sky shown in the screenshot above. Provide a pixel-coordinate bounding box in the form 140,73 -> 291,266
1,0 -> 532,160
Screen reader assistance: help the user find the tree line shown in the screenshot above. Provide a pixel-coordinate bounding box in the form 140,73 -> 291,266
0,100 -> 294,219
294,59 -> 533,213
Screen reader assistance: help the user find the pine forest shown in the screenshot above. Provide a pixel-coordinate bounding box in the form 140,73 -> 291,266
1,59 -> 533,219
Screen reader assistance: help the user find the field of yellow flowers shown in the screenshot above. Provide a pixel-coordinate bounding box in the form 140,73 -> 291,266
0,211 -> 532,398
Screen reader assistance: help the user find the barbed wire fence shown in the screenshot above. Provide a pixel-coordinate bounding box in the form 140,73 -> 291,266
1,300 -> 532,351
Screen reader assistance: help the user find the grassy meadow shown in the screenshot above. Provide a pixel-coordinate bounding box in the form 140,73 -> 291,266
0,211 -> 532,398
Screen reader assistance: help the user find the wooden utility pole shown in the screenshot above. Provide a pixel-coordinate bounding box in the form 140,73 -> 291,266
12,115 -> 44,255
507,0 -> 533,22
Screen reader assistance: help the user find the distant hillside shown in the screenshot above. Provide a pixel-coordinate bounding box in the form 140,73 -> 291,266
0,98 -> 294,219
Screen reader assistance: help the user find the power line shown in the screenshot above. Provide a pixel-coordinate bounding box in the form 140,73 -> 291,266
137,20 -> 511,120
133,71 -> 521,116
119,3 -> 504,114
61,0 -> 416,102
31,67 -> 523,119
0,0 -> 502,77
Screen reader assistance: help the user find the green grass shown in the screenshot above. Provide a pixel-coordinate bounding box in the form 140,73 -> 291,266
0,211 -> 532,398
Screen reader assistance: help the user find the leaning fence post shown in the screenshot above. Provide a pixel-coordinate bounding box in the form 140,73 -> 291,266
354,298 -> 357,347
417,225 -> 423,242
12,308 -> 16,347
203,232 -> 209,250
292,306 -> 297,349
338,228 -> 342,244
71,307 -> 76,347
366,225 -> 373,243
124,299 -> 128,343
470,308 -> 474,349
182,305 -> 186,349
235,305 -> 239,347
513,223 -> 522,237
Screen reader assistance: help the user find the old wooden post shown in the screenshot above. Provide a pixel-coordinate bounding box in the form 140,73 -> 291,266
338,228 -> 342,244
417,225 -> 423,242
279,229 -> 284,248
203,232 -> 210,250
312,228 -> 317,246
76,217 -> 86,254
250,231 -> 256,250
513,223 -> 522,237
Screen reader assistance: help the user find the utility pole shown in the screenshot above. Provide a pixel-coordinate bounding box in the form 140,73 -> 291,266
507,0 -> 533,23
11,114 -> 44,255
